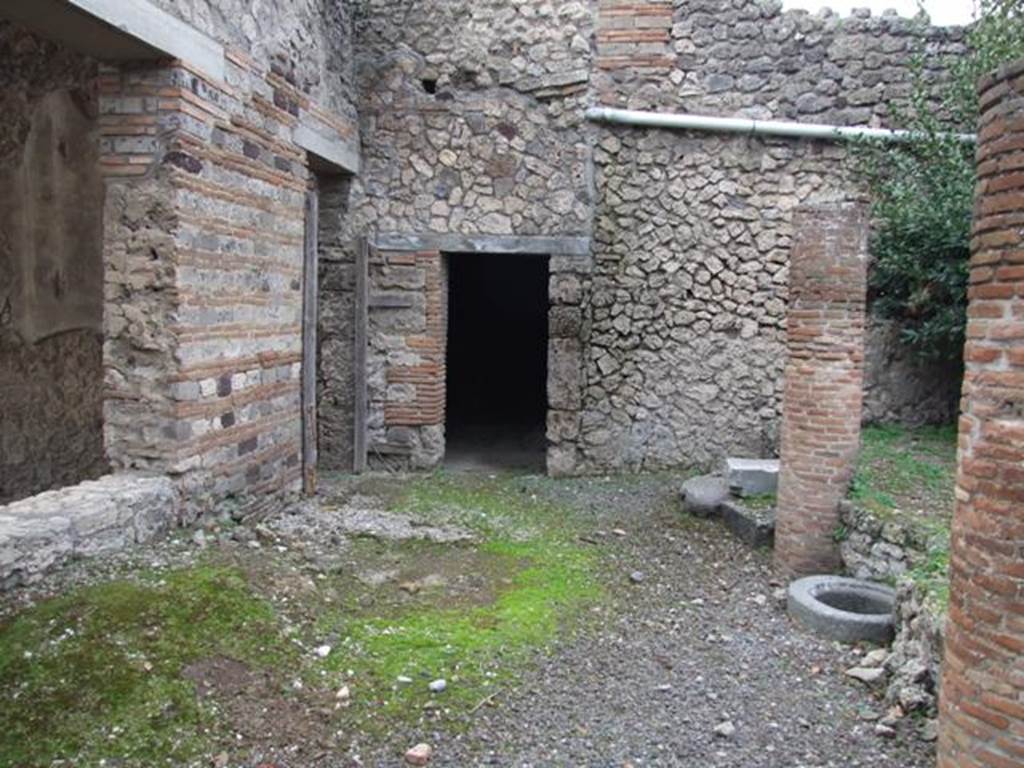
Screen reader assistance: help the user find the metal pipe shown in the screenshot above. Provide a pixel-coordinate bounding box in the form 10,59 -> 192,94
584,106 -> 976,144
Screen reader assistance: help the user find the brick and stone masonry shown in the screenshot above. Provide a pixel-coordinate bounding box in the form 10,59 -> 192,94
368,248 -> 447,468
595,0 -> 673,71
774,203 -> 868,577
938,59 -> 1024,768
95,37 -> 358,518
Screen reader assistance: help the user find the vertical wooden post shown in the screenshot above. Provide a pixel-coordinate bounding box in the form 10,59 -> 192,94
353,237 -> 369,473
301,188 -> 319,494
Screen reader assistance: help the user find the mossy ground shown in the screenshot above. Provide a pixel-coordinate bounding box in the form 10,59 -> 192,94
740,492 -> 776,511
848,423 -> 958,610
0,471 -> 606,766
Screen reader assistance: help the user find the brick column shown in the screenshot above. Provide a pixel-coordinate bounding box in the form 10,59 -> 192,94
938,59 -> 1024,768
774,203 -> 868,577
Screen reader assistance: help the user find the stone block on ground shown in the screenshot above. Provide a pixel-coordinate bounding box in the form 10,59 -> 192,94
720,499 -> 775,548
680,474 -> 728,518
724,457 -> 779,497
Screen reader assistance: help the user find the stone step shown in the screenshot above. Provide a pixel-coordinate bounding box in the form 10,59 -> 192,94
724,457 -> 779,497
720,499 -> 775,548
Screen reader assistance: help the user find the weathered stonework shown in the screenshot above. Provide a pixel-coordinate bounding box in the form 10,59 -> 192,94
0,23 -> 108,503
0,330 -> 107,504
366,248 -> 447,469
0,473 -> 178,589
317,177 -> 359,472
839,500 -> 922,582
593,1 -> 963,119
90,0 -> 360,516
579,2 -> 963,472
1,0 -> 361,577
582,131 -> 836,471
836,506 -> 945,720
0,0 -> 976,570
313,0 -> 965,475
596,0 -> 674,71
149,0 -> 358,121
862,315 -> 961,426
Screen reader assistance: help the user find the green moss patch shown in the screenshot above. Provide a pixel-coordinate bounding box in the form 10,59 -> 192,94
316,538 -> 598,731
312,473 -> 603,730
741,492 -> 776,511
849,424 -> 957,611
850,424 -> 956,522
0,472 -> 607,763
0,566 -> 296,766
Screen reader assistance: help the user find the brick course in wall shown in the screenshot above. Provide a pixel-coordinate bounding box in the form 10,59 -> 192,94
938,58 -> 1024,768
596,1 -> 674,71
774,203 -> 868,578
96,30 -> 357,516
367,248 -> 447,468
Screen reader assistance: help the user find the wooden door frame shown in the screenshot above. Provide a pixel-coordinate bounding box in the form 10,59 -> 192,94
301,189 -> 319,494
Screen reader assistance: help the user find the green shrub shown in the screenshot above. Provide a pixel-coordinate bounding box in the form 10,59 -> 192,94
856,0 -> 1024,364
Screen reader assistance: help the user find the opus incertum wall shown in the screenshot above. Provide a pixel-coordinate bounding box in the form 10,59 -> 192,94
938,59 -> 1024,768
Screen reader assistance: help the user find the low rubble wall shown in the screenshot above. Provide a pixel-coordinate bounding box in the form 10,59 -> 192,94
0,473 -> 178,588
838,500 -> 945,725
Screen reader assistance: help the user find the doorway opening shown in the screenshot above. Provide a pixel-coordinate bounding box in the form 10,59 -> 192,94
445,252 -> 549,471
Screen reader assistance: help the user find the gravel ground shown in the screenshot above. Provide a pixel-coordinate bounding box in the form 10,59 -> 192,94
1,471 -> 935,767
359,473 -> 934,768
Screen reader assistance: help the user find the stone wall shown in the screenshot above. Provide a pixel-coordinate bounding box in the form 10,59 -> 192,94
579,1 -> 964,472
582,130 -> 845,471
938,58 -> 1024,768
317,177 -> 359,472
318,0 -> 965,475
862,315 -> 961,426
837,500 -> 945,719
839,500 -> 925,582
0,23 -> 108,503
593,1 -> 963,117
0,473 -> 178,589
366,248 -> 447,468
94,3 -> 359,517
150,0 -> 358,120
0,331 -> 107,504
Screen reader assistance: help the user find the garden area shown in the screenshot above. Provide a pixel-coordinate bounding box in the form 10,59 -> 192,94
0,462 -> 954,767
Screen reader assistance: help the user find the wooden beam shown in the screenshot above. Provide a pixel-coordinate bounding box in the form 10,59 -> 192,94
301,189 -> 319,495
353,237 -> 369,473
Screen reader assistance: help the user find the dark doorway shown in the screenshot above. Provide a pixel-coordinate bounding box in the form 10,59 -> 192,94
445,253 -> 549,471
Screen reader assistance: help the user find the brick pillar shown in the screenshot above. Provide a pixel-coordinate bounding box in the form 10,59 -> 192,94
938,59 -> 1024,768
774,203 -> 868,577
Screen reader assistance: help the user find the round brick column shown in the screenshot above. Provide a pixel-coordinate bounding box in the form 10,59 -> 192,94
938,59 -> 1024,768
774,202 -> 869,578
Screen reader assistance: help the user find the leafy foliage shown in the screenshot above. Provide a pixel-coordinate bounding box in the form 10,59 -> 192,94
857,0 -> 1024,363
